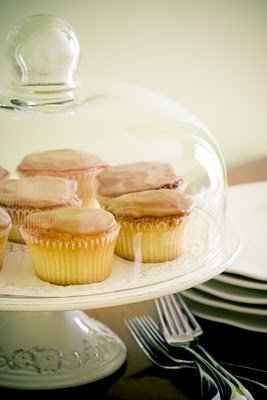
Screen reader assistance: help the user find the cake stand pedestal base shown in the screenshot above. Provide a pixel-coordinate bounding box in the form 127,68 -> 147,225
0,310 -> 126,390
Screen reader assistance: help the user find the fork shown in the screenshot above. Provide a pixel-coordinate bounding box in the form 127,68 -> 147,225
155,294 -> 254,400
125,317 -> 221,400
136,315 -> 254,399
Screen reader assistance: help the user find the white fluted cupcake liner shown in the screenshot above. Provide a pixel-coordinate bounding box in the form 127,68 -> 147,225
3,206 -> 32,244
115,217 -> 189,263
21,226 -> 120,285
0,225 -> 11,269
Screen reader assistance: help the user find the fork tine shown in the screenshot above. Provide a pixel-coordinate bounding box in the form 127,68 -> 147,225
139,315 -> 170,349
134,316 -> 190,361
141,315 -> 192,355
125,317 -> 193,366
142,315 -> 165,342
125,319 -> 159,363
155,295 -> 194,343
177,294 -> 203,337
169,294 -> 193,335
126,317 -> 171,361
132,316 -> 168,353
155,297 -> 174,336
155,296 -> 183,336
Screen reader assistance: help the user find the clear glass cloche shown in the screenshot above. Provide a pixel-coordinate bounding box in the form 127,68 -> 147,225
0,14 -> 234,293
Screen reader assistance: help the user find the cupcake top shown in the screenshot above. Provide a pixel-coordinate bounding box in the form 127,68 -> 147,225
96,161 -> 183,197
0,176 -> 81,208
105,189 -> 195,218
23,207 -> 117,236
0,165 -> 9,180
0,207 -> 11,229
16,148 -> 107,173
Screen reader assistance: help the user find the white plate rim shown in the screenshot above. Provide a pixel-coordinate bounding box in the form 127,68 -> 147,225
182,288 -> 267,315
214,273 -> 267,290
196,280 -> 267,305
181,296 -> 267,333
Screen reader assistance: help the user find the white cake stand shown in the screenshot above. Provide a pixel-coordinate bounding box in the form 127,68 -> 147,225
0,214 -> 241,390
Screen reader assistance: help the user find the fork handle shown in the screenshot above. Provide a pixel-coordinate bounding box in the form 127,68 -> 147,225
192,344 -> 255,400
198,346 -> 267,393
221,362 -> 267,388
181,345 -> 255,399
194,360 -> 221,400
196,344 -> 257,389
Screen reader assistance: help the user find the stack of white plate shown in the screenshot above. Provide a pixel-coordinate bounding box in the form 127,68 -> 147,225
182,181 -> 267,332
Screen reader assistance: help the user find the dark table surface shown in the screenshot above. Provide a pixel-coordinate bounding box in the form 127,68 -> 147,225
1,157 -> 267,399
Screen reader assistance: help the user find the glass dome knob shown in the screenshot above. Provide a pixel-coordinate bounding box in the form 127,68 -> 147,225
6,14 -> 80,88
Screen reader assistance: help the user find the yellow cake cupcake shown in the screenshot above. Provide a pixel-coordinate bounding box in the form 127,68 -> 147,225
0,176 -> 81,244
95,161 -> 183,206
0,207 -> 11,269
21,208 -> 120,285
105,189 -> 195,263
16,148 -> 107,207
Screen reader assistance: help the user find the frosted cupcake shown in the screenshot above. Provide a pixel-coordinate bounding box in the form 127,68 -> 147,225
105,189 -> 194,263
16,149 -> 107,207
21,208 -> 120,285
95,161 -> 183,206
0,165 -> 9,181
0,176 -> 81,244
0,207 -> 11,269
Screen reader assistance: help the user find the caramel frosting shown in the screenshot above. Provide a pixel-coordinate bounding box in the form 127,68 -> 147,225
0,176 -> 81,208
16,148 -> 107,173
0,207 -> 11,229
96,161 -> 183,197
23,207 -> 117,235
105,189 -> 195,218
0,166 -> 9,180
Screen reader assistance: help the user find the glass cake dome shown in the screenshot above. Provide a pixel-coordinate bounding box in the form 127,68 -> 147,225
0,14 -> 242,391
0,14 -> 238,302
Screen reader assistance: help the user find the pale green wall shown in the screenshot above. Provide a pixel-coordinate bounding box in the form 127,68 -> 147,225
0,0 -> 266,167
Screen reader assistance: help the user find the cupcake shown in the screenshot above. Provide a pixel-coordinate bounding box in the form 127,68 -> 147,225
0,176 -> 81,244
0,207 -> 11,269
105,189 -> 195,263
95,161 -> 183,206
0,165 -> 9,181
16,148 -> 107,207
21,208 -> 120,285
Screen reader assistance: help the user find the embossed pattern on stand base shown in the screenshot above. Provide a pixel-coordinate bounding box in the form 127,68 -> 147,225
0,310 -> 126,389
